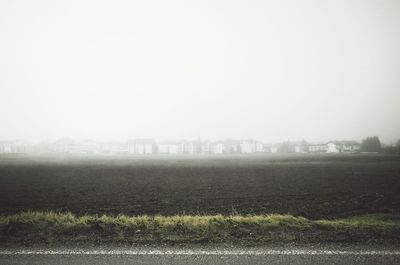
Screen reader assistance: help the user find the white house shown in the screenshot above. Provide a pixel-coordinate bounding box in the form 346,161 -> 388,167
201,141 -> 212,154
53,138 -> 75,153
240,141 -> 253,153
211,141 -> 224,154
326,142 -> 340,153
100,142 -> 128,154
341,141 -> 361,153
219,140 -> 242,154
308,143 -> 328,153
73,140 -> 100,154
240,140 -> 264,153
255,141 -> 264,152
127,139 -> 156,155
0,141 -> 13,153
183,140 -> 201,154
0,140 -> 32,154
158,141 -> 170,154
294,141 -> 309,153
269,145 -> 278,153
326,141 -> 360,153
168,143 -> 181,154
157,140 -> 187,155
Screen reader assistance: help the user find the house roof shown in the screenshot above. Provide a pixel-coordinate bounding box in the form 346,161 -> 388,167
327,140 -> 360,146
307,142 -> 328,147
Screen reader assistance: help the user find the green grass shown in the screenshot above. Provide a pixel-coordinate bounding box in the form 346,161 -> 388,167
1,212 -> 399,246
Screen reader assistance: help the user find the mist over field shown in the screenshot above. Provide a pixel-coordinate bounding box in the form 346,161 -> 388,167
0,0 -> 400,143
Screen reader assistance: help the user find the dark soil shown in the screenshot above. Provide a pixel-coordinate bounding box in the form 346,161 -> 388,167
0,154 -> 399,219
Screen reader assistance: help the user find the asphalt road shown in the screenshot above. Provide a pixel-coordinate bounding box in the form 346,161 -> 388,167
1,248 -> 400,265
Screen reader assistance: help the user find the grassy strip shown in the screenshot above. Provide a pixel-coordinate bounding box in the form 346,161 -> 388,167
1,212 -> 400,246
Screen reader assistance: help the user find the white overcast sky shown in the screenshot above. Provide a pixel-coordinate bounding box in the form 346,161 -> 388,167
0,0 -> 399,143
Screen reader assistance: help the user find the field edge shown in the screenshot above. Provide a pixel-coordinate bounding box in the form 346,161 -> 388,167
1,212 -> 399,246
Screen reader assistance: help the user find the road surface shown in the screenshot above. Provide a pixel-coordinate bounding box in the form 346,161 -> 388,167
1,247 -> 400,265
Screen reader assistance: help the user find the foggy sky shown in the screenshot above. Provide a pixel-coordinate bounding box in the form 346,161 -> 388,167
1,0 -> 399,143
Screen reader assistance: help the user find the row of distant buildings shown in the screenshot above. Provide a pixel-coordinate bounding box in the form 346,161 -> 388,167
0,138 -> 361,155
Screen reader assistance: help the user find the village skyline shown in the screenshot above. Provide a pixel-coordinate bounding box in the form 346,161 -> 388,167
0,135 -> 395,155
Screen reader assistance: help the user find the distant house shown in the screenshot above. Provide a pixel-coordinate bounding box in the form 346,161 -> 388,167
222,140 -> 242,154
341,141 -> 361,153
326,141 -> 360,153
307,140 -> 360,154
53,138 -> 75,153
0,141 -> 14,153
269,145 -> 278,153
0,140 -> 31,154
201,141 -> 212,154
159,139 -> 263,155
157,141 -> 170,154
241,140 -> 253,153
157,140 -> 190,155
255,141 -> 264,152
170,143 -> 180,154
240,139 -> 264,153
33,141 -> 53,153
100,142 -> 128,154
294,141 -> 309,153
183,140 -> 202,154
326,141 -> 341,153
308,143 -> 328,153
203,140 -> 247,155
67,140 -> 100,154
169,141 -> 183,154
127,139 -> 156,155
211,141 -> 224,154
240,140 -> 254,154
